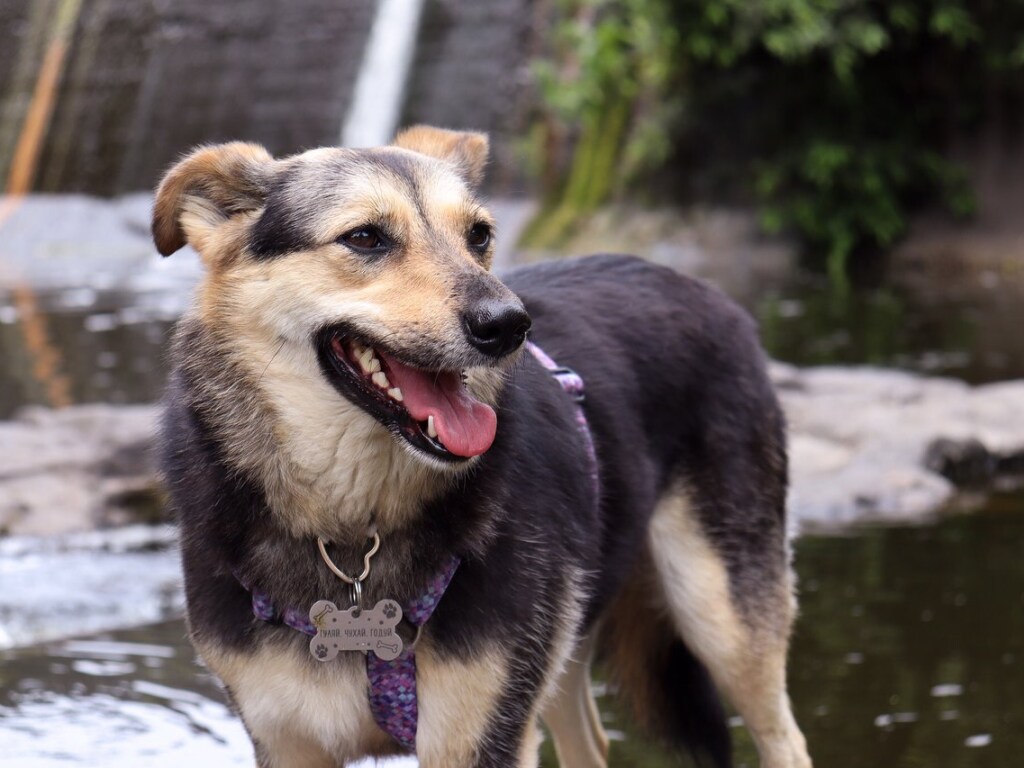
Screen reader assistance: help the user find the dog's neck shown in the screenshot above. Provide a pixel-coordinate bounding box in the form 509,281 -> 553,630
173,316 -> 485,539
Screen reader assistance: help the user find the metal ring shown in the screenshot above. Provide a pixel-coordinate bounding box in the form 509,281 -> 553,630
317,532 -> 381,584
349,579 -> 363,612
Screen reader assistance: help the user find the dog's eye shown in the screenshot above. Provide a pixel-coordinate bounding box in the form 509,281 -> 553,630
467,223 -> 491,251
339,226 -> 387,254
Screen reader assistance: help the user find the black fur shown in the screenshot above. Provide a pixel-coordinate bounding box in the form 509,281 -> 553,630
247,173 -> 316,259
163,254 -> 787,766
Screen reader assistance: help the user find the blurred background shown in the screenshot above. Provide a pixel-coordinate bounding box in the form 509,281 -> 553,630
1,1 -> 1022,766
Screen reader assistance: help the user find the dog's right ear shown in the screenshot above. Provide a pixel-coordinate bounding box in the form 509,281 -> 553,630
392,126 -> 489,189
152,142 -> 274,258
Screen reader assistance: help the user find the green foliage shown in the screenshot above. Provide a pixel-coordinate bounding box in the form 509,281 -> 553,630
531,0 -> 1024,272
524,0 -> 681,245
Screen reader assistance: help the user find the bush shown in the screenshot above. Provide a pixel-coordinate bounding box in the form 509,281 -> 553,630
530,0 -> 1024,276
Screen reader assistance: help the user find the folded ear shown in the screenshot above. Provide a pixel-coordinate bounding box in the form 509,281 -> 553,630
392,125 -> 489,188
152,142 -> 275,257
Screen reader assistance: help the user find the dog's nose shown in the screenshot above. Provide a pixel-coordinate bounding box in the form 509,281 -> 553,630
462,300 -> 531,358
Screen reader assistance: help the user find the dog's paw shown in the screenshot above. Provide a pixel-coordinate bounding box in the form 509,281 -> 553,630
382,602 -> 398,620
314,643 -> 329,660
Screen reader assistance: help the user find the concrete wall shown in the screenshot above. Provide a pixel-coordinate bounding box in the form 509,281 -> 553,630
0,0 -> 539,195
36,0 -> 376,194
402,0 -> 537,190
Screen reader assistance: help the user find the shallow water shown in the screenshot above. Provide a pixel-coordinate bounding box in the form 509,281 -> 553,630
0,625 -> 410,767
2,498 -> 1020,766
0,525 -> 181,649
756,269 -> 1024,384
0,195 -> 196,418
564,494 -> 1024,768
782,498 -> 1023,768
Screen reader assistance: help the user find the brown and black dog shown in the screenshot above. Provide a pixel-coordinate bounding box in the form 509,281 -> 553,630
155,126 -> 812,768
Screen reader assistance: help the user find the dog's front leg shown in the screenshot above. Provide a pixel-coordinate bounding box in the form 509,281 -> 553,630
415,642 -> 540,768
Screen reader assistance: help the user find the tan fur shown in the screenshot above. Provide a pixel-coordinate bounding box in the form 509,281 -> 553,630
161,130 -> 810,768
190,234 -> 509,537
199,636 -> 514,768
153,142 -> 274,258
542,633 -> 609,768
518,719 -> 545,768
647,484 -> 812,768
393,125 -> 490,188
196,639 -> 397,767
416,644 -> 510,767
520,570 -> 588,767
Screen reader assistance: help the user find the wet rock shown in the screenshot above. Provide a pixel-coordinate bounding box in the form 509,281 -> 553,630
0,404 -> 159,536
924,438 -> 997,486
775,363 -> 1024,530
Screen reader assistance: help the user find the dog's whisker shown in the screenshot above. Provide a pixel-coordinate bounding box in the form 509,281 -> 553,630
256,338 -> 288,385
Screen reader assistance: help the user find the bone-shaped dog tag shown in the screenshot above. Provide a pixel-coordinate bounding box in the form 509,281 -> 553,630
308,599 -> 404,662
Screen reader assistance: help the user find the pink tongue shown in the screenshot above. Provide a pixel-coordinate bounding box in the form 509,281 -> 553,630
379,353 -> 497,457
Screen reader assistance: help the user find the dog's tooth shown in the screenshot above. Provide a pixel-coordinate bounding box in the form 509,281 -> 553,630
387,387 -> 404,402
369,358 -> 381,373
358,348 -> 374,374
427,415 -> 437,438
372,371 -> 390,389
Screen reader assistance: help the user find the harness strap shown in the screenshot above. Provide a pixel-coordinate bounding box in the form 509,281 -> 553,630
526,341 -> 600,493
365,554 -> 459,749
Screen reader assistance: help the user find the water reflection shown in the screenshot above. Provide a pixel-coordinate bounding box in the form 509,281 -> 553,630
756,270 -> 1024,383
0,299 -> 175,419
538,498 -> 1024,767
783,496 -> 1023,768
0,623 -> 252,767
0,194 -> 201,417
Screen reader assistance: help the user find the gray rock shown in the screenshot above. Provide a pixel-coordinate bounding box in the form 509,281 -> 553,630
0,404 -> 159,536
774,363 -> 1024,530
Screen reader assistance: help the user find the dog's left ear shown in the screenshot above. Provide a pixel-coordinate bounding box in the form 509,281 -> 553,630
392,125 -> 489,188
152,142 -> 275,259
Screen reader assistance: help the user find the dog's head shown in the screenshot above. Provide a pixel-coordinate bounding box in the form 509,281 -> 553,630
154,127 -> 529,472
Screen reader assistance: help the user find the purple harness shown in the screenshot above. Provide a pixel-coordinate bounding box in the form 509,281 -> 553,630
237,341 -> 596,751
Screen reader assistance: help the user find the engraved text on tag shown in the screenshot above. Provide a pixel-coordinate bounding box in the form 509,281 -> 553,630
308,599 -> 404,662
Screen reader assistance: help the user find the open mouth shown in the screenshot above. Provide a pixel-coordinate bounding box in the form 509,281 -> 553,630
315,329 -> 497,462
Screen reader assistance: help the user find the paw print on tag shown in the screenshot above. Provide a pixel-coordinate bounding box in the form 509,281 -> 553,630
308,599 -> 404,662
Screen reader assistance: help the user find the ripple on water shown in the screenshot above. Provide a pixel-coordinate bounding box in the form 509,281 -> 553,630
0,621 -> 417,768
0,526 -> 182,649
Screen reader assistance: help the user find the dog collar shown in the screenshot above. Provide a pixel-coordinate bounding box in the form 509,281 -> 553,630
235,341 -> 595,753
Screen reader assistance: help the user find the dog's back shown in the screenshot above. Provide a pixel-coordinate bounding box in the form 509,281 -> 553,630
503,254 -> 793,767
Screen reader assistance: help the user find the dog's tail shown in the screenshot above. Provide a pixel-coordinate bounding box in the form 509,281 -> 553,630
600,562 -> 732,768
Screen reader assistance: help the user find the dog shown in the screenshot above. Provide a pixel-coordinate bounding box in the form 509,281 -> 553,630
154,125 -> 812,768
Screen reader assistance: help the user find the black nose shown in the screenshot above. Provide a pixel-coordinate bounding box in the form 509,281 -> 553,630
462,300 -> 532,358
